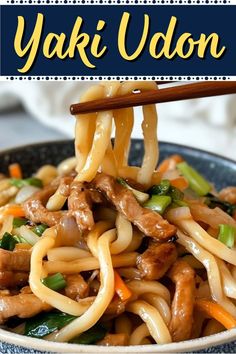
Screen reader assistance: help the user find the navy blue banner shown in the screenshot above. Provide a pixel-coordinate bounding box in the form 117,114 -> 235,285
0,3 -> 235,77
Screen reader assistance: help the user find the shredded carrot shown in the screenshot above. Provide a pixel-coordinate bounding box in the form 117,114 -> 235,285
2,205 -> 25,218
9,163 -> 22,179
114,270 -> 132,301
158,155 -> 184,173
196,299 -> 236,330
170,177 -> 189,190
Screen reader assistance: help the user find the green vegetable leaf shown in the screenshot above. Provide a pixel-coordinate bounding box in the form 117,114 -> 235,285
24,178 -> 43,188
24,312 -> 76,338
10,178 -> 43,189
218,224 -> 236,248
168,186 -> 184,201
143,195 -> 172,215
177,162 -> 211,196
70,324 -> 107,344
0,232 -> 18,251
13,217 -> 28,228
148,180 -> 170,196
205,193 -> 236,216
41,273 -> 67,291
32,224 -> 48,236
13,235 -> 28,244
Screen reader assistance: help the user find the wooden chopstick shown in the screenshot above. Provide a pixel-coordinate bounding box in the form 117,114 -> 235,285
70,82 -> 236,115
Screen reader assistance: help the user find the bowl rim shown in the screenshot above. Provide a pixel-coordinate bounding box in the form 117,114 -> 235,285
0,139 -> 235,166
1,328 -> 236,353
0,139 -> 236,353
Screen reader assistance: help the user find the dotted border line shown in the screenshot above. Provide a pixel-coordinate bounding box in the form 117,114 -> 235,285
1,76 -> 231,81
4,0 -> 232,4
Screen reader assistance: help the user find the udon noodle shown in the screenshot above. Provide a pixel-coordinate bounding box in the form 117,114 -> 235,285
0,81 -> 236,346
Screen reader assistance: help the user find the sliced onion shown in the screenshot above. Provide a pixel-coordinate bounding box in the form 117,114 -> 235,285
162,170 -> 180,180
58,216 -> 84,247
190,205 -> 236,229
15,185 -> 40,204
166,206 -> 192,223
15,225 -> 40,245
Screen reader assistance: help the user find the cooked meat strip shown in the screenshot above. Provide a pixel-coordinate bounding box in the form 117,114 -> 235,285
24,175 -> 104,232
104,298 -> 126,316
97,333 -> 128,346
0,293 -> 51,324
0,271 -> 28,289
68,181 -> 104,232
168,260 -> 195,342
93,173 -> 176,241
137,243 -> 177,280
219,187 -> 236,205
23,184 -> 66,226
0,249 -> 30,272
57,176 -> 74,197
64,274 -> 89,300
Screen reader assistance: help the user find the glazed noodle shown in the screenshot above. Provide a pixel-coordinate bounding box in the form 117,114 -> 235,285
0,81 -> 236,346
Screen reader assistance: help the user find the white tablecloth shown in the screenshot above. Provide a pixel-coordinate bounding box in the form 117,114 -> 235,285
0,82 -> 236,160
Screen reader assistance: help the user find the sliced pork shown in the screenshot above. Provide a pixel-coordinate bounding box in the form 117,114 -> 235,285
137,242 -> 177,280
93,173 -> 176,241
168,260 -> 195,342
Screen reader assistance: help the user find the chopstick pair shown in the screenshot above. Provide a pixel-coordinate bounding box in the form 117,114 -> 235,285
70,81 -> 236,115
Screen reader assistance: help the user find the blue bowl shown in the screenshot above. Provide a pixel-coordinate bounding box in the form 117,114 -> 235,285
0,139 -> 236,354
0,139 -> 235,189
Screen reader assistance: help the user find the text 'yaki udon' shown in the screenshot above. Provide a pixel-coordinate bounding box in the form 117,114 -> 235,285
0,81 -> 236,346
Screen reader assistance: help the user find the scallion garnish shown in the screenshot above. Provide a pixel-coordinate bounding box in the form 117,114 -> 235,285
177,162 -> 211,196
148,179 -> 170,196
24,312 -> 76,338
143,195 -> 172,215
41,273 -> 67,291
13,217 -> 28,228
218,224 -> 236,248
0,232 -> 18,251
205,193 -> 236,216
13,235 -> 28,244
10,177 -> 43,189
168,186 -> 184,201
70,324 -> 107,344
32,224 -> 48,236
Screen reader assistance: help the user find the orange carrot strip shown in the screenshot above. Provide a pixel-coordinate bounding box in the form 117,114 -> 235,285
9,163 -> 22,179
2,205 -> 25,218
170,177 -> 189,191
158,155 -> 184,173
114,270 -> 132,301
196,299 -> 236,330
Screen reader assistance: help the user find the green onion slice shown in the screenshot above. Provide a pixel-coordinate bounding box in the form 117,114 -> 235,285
148,180 -> 170,196
0,232 -> 18,251
218,224 -> 236,248
143,195 -> 172,215
177,162 -> 211,196
13,217 -> 28,228
32,224 -> 48,236
41,273 -> 67,291
10,177 -> 43,189
70,324 -> 107,344
24,312 -> 76,338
